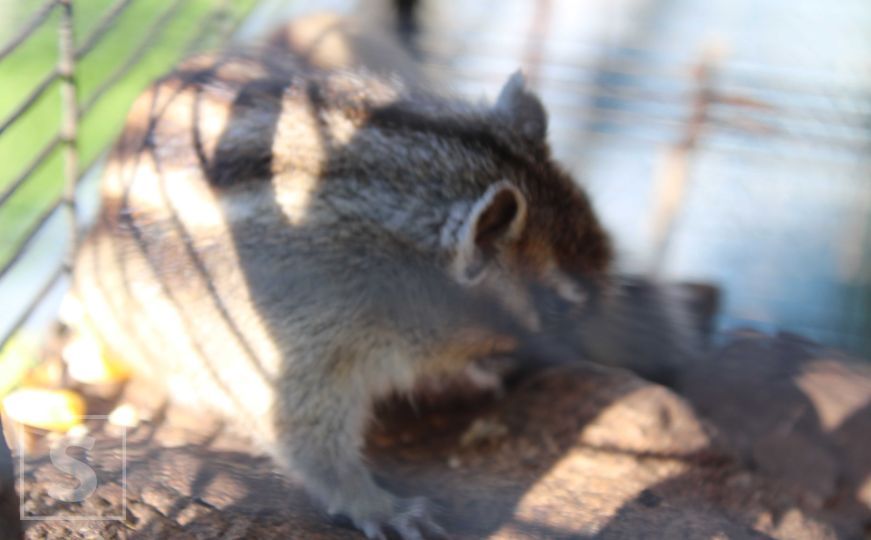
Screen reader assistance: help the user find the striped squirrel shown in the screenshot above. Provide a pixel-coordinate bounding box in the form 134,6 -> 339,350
73,50 -> 617,538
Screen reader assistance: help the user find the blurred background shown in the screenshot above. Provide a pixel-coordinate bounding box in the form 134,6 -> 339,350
0,0 -> 869,394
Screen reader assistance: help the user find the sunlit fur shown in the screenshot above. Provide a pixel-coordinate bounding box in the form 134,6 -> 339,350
74,51 -> 611,537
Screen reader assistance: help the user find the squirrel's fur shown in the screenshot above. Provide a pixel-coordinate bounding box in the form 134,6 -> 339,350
73,51 -> 613,538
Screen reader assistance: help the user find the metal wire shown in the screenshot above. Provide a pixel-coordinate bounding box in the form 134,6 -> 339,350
0,0 -> 255,353
0,135 -> 61,208
0,0 -> 57,62
0,266 -> 65,354
0,198 -> 62,284
430,61 -> 870,166
77,0 -> 187,118
58,0 -> 78,273
78,0 -> 238,181
0,69 -> 59,137
428,59 -> 871,127
181,0 -> 232,58
0,0 -> 79,301
0,0 -> 866,362
74,0 -> 135,60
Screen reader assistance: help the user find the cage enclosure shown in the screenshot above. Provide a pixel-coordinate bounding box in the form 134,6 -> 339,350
0,0 -> 869,538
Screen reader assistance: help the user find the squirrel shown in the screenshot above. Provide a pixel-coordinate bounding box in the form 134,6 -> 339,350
72,48 -> 613,538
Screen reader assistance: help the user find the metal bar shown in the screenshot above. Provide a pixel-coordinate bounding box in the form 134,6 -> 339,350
74,0 -> 135,60
0,0 -> 57,62
647,50 -> 718,276
181,1 -> 231,57
430,64 -> 871,134
422,45 -> 690,82
424,44 -> 871,106
75,0 -> 242,181
424,62 -> 694,104
0,266 -> 65,353
430,60 -> 871,126
0,135 -> 61,208
0,198 -> 62,284
0,69 -> 59,138
58,0 -> 78,273
209,0 -> 257,48
562,124 -> 871,169
521,0 -> 552,87
0,0 -> 260,355
2,0 -> 209,296
77,0 -> 186,118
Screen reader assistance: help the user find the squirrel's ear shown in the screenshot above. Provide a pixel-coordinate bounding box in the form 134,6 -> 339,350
453,181 -> 528,284
495,71 -> 548,141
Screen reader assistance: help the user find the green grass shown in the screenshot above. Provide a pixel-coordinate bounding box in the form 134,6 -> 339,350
0,0 -> 259,266
0,0 -> 259,395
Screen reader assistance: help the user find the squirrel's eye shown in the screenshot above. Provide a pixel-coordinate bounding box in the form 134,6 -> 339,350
555,279 -> 587,306
533,285 -> 582,322
545,269 -> 588,307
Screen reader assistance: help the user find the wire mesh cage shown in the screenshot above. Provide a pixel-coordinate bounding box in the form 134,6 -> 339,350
408,0 -> 871,358
0,0 -> 261,388
0,1 -> 869,537
3,0 -> 869,374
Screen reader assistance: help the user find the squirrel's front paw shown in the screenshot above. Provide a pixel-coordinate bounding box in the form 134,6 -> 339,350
338,496 -> 447,540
